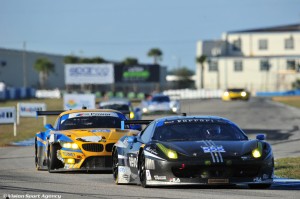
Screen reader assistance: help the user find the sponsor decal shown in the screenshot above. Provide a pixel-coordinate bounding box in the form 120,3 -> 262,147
69,112 -> 118,118
145,146 -> 158,155
263,174 -> 269,180
146,170 -> 152,181
90,129 -> 111,133
62,152 -> 75,157
77,136 -> 102,142
202,146 -> 225,153
129,156 -> 138,168
253,177 -> 262,182
169,178 -> 180,183
201,141 -> 225,163
154,175 -> 167,181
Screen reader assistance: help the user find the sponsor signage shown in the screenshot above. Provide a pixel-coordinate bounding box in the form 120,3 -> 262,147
114,65 -> 160,83
0,107 -> 17,136
64,94 -> 96,110
0,107 -> 16,124
18,103 -> 46,117
65,64 -> 114,85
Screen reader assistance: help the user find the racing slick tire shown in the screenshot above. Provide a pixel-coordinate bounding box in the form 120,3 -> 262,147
35,138 -> 41,171
138,151 -> 148,188
112,149 -> 119,185
47,144 -> 63,173
248,184 -> 272,189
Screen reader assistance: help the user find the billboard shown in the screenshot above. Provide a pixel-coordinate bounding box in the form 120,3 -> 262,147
17,103 -> 46,117
65,64 -> 114,85
114,65 -> 160,83
64,94 -> 96,110
0,107 -> 16,124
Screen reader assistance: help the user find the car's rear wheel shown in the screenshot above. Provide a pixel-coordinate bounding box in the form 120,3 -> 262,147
47,144 -> 63,173
112,149 -> 119,184
139,151 -> 148,188
248,184 -> 272,189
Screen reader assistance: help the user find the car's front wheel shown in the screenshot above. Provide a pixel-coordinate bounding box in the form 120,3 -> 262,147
138,151 -> 148,188
112,149 -> 119,184
47,144 -> 63,173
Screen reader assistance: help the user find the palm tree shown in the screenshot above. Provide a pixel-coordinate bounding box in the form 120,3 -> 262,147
147,48 -> 163,64
34,58 -> 55,89
196,55 -> 207,89
122,57 -> 139,66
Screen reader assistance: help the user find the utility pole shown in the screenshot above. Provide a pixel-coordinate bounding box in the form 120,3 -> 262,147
22,42 -> 27,87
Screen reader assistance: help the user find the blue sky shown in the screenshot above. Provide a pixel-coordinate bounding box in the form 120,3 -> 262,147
0,0 -> 299,71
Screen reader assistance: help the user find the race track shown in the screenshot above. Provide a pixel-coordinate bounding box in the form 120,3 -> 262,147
0,97 -> 299,199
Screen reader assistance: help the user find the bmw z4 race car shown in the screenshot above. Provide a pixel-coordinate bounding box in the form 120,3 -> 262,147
35,109 -> 139,173
112,115 -> 274,188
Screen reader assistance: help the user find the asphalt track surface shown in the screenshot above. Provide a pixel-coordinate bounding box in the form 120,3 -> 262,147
0,98 -> 299,199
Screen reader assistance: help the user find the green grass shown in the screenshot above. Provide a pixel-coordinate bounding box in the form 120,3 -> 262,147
0,98 -> 63,146
275,157 -> 300,179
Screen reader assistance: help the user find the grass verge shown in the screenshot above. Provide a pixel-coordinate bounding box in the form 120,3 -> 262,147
0,98 -> 63,146
275,157 -> 300,179
272,96 -> 300,108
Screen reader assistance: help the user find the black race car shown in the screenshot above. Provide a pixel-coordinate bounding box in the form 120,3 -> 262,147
112,116 -> 274,188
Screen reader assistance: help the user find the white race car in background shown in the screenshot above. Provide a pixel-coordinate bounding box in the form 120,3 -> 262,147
141,94 -> 180,114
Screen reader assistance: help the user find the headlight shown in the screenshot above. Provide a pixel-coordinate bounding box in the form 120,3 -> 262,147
172,107 -> 178,113
252,142 -> 263,158
61,142 -> 79,150
156,143 -> 178,159
241,91 -> 247,97
129,111 -> 135,119
252,149 -> 261,158
142,108 -> 148,113
223,92 -> 229,96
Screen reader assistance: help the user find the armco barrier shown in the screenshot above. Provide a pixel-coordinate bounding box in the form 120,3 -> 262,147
256,89 -> 300,97
163,89 -> 223,100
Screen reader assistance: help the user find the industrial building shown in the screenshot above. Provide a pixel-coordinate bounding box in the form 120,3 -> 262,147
196,23 -> 300,92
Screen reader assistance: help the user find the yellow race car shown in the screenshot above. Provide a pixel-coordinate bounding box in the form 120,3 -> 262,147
222,88 -> 250,101
35,109 -> 139,172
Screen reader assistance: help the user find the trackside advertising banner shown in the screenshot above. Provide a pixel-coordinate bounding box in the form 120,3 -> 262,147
65,64 -> 114,85
0,107 -> 16,124
64,94 -> 96,110
18,103 -> 46,117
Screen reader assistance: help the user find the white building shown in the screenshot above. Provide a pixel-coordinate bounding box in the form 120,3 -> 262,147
196,23 -> 300,92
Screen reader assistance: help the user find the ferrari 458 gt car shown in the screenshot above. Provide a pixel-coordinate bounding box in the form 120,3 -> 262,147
35,109 -> 139,173
112,115 -> 274,188
141,94 -> 180,114
222,88 -> 250,101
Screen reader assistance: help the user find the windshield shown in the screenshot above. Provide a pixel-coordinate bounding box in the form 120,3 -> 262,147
100,104 -> 130,112
152,96 -> 170,103
59,116 -> 121,130
228,89 -> 245,92
153,123 -> 247,141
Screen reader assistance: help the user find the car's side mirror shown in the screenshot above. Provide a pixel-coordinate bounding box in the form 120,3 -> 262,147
45,124 -> 54,130
127,136 -> 137,144
256,134 -> 265,140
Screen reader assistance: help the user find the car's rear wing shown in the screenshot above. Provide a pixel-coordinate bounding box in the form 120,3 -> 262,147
121,120 -> 153,130
36,110 -> 64,117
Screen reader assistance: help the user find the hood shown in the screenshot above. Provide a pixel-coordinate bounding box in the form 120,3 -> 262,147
160,140 -> 258,158
58,128 -> 134,142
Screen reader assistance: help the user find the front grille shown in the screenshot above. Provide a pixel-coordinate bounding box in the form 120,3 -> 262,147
105,143 -> 115,152
172,165 -> 260,178
82,143 -> 103,152
81,156 -> 112,169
